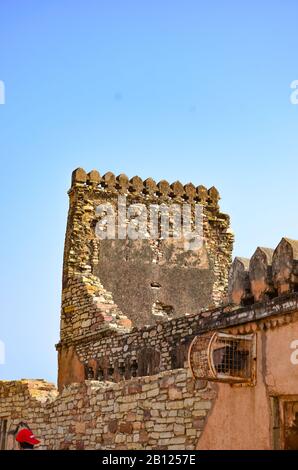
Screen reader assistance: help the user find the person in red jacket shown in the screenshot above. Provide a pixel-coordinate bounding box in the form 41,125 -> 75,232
15,428 -> 40,450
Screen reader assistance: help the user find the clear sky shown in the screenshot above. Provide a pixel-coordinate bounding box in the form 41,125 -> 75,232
0,0 -> 297,384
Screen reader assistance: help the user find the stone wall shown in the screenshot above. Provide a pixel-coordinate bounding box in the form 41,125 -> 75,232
229,238 -> 298,306
2,305 -> 298,450
57,167 -> 234,390
62,168 -> 233,331
57,291 -> 298,389
0,369 -> 216,450
60,274 -> 132,344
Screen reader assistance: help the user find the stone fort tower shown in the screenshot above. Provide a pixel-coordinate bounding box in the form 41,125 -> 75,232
57,168 -> 234,389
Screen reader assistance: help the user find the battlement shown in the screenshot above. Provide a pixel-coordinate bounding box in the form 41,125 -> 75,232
229,237 -> 298,305
70,167 -> 221,207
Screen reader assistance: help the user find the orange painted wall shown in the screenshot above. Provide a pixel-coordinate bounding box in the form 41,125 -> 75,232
57,345 -> 85,391
197,318 -> 298,450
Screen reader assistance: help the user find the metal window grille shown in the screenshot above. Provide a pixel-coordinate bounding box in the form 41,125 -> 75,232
188,331 -> 256,384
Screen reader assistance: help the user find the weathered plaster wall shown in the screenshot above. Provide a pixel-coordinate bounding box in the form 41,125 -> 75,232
197,318 -> 298,450
265,320 -> 298,395
57,346 -> 85,391
95,238 -> 214,325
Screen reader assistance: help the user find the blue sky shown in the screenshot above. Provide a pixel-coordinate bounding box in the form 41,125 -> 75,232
0,0 -> 297,384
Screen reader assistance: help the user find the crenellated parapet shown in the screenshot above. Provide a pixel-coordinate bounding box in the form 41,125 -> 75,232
272,238 -> 298,295
70,168 -> 221,207
228,257 -> 251,305
229,238 -> 298,306
249,247 -> 274,302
